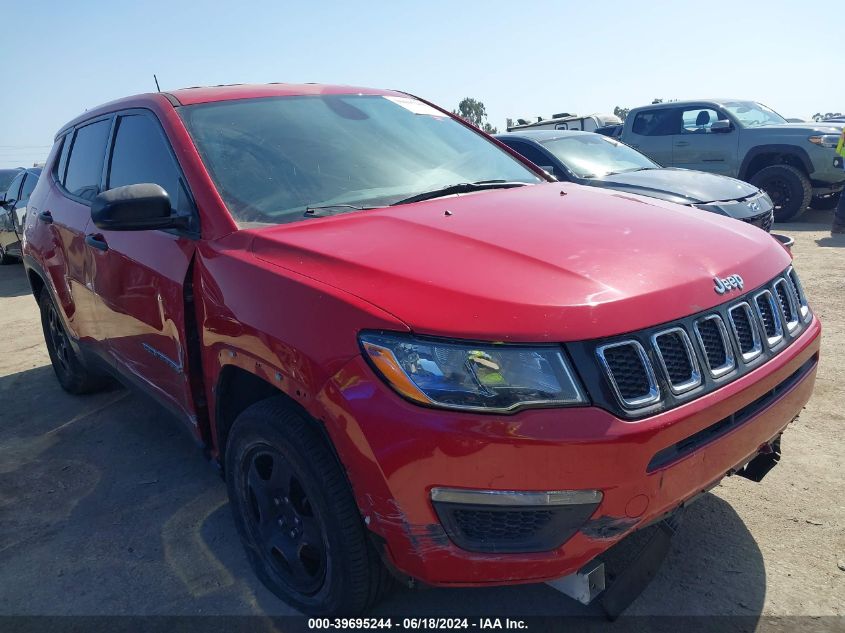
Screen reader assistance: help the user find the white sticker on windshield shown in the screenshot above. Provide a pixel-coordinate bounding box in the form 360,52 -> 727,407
384,96 -> 447,117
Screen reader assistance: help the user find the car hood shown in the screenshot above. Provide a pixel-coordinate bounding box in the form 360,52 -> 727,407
251,183 -> 790,342
744,122 -> 844,133
589,168 -> 759,205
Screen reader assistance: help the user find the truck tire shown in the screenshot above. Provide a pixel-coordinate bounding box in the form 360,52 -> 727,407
811,192 -> 841,210
750,164 -> 812,222
38,289 -> 109,394
225,397 -> 393,615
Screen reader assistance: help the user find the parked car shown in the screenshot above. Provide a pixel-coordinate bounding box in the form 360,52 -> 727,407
0,167 -> 41,263
620,99 -> 845,220
0,168 -> 20,193
23,84 -> 820,616
495,130 -> 775,231
508,112 -> 622,132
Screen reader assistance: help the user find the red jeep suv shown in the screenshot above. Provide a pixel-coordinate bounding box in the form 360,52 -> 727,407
22,84 -> 820,615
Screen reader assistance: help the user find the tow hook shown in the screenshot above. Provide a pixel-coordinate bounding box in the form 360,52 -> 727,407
546,511 -> 684,620
735,435 -> 782,483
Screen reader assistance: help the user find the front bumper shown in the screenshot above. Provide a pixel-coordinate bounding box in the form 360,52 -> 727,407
316,317 -> 820,586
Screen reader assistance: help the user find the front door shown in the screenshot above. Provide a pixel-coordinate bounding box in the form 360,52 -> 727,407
671,106 -> 739,176
84,111 -> 200,424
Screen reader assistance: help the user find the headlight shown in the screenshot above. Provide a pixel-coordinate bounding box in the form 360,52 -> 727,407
359,332 -> 586,412
808,134 -> 841,148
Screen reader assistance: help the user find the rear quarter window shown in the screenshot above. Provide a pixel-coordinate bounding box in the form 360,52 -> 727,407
63,119 -> 111,201
630,109 -> 679,136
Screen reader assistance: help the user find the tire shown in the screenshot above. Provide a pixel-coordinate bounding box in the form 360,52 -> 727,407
750,164 -> 812,222
225,397 -> 393,615
38,289 -> 108,394
0,244 -> 14,265
811,192 -> 841,210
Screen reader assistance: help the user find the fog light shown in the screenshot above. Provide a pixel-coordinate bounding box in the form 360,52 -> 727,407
430,487 -> 602,553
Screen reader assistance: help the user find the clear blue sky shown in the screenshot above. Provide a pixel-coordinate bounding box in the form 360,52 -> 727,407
1,0 -> 842,168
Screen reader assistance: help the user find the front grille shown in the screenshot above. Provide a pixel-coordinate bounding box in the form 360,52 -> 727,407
728,303 -> 761,360
587,266 -> 811,416
652,328 -> 700,393
742,210 -> 774,232
774,278 -> 799,331
596,341 -> 658,406
694,315 -> 735,377
754,291 -> 783,345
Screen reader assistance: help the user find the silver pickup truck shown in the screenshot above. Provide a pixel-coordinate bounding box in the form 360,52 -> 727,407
620,99 -> 844,221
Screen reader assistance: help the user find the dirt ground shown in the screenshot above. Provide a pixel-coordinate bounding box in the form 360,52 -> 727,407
0,209 -> 843,622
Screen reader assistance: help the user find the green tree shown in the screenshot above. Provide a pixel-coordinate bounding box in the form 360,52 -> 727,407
454,97 -> 498,134
613,106 -> 630,121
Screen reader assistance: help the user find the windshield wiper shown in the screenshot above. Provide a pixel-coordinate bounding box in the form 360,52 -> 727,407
303,204 -> 382,218
390,181 -> 528,206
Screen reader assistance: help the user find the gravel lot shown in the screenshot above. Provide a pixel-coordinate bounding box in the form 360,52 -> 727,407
0,210 -> 843,623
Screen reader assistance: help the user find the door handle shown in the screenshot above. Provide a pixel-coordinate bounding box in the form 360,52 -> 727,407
85,233 -> 109,252
38,210 -> 53,224
675,141 -> 690,147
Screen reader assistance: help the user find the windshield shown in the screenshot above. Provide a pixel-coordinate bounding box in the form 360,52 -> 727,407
541,135 -> 659,178
0,170 -> 19,192
180,95 -> 541,225
722,101 -> 787,128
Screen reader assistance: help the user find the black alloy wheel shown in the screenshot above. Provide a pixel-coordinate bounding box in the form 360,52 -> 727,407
242,445 -> 327,594
750,164 -> 812,222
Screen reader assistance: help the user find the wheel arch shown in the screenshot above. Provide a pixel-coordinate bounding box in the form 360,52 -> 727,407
739,145 -> 813,181
213,365 -> 340,474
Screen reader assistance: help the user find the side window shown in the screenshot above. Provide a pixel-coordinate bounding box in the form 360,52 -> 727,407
630,109 -> 680,136
54,134 -> 71,184
506,141 -> 559,175
64,119 -> 111,201
107,114 -> 185,212
19,173 -> 38,205
4,173 -> 24,202
680,108 -> 726,134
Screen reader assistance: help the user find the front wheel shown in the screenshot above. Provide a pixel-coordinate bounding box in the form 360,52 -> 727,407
225,398 -> 392,615
750,164 -> 812,222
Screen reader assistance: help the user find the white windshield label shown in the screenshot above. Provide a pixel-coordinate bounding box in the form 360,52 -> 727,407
384,96 -> 447,117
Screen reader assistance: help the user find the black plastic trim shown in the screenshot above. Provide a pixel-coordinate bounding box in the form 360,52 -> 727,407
646,355 -> 816,472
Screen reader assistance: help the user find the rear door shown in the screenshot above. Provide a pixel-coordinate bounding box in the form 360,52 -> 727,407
624,108 -> 680,165
27,120 -> 112,344
671,106 -> 739,176
85,109 -> 200,423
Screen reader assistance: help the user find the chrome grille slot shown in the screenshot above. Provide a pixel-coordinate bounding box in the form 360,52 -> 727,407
596,341 -> 660,408
787,267 -> 811,322
728,302 -> 762,362
652,328 -> 701,394
773,278 -> 799,333
694,315 -> 735,378
753,290 -> 783,347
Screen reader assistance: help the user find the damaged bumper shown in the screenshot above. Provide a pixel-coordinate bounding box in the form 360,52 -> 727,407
316,317 -> 820,587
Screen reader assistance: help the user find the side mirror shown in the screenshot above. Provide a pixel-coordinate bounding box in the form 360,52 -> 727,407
91,184 -> 187,231
710,120 -> 733,134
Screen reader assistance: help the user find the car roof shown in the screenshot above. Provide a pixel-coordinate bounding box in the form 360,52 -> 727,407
631,99 -> 750,110
496,130 -> 596,143
58,84 -> 410,137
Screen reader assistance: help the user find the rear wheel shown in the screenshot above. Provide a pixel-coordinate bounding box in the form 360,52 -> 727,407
225,397 -> 393,615
811,192 -> 841,210
0,244 -> 14,265
38,289 -> 108,394
750,164 -> 812,222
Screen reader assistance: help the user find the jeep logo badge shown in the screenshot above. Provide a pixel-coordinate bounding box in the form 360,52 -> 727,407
714,274 -> 744,295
